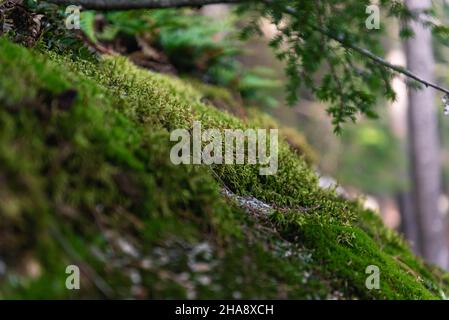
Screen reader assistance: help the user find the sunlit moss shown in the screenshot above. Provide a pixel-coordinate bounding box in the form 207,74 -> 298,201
0,38 -> 447,299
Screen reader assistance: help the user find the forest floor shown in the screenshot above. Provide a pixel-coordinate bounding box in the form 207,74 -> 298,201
0,37 -> 449,299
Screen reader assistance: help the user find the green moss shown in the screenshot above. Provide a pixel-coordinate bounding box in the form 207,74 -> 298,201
246,107 -> 319,165
272,210 -> 445,299
0,37 -> 447,299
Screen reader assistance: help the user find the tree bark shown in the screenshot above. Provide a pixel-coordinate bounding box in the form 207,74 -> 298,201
44,0 -> 243,10
397,192 -> 421,254
405,0 -> 449,269
385,40 -> 421,254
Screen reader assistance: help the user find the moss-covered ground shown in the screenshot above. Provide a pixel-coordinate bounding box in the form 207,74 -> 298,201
0,37 -> 448,299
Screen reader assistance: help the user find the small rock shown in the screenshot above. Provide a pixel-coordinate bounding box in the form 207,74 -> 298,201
232,291 -> 242,299
140,258 -> 153,270
117,238 -> 139,258
128,269 -> 141,285
197,275 -> 211,286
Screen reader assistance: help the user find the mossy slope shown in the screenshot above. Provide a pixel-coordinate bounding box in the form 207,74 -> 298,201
0,38 -> 447,299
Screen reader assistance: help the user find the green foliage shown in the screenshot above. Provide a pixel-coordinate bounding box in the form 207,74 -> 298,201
238,67 -> 281,108
235,0 -> 445,132
76,7 -> 280,108
19,1 -> 90,57
80,10 -> 153,42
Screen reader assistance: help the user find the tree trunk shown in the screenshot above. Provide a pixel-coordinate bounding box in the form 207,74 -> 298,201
397,192 -> 420,254
405,0 -> 449,269
384,24 -> 420,254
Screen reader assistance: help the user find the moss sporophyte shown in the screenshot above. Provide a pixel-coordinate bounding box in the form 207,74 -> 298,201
170,121 -> 279,175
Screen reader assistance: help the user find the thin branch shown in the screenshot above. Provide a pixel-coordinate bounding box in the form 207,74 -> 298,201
278,4 -> 449,95
312,25 -> 449,95
44,0 -> 244,10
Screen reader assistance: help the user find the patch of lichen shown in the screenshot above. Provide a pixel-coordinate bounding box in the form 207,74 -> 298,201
0,38 -> 448,299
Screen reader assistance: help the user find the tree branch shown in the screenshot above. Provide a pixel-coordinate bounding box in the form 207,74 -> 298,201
311,24 -> 449,95
279,3 -> 449,95
43,0 -> 449,95
44,0 -> 245,10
